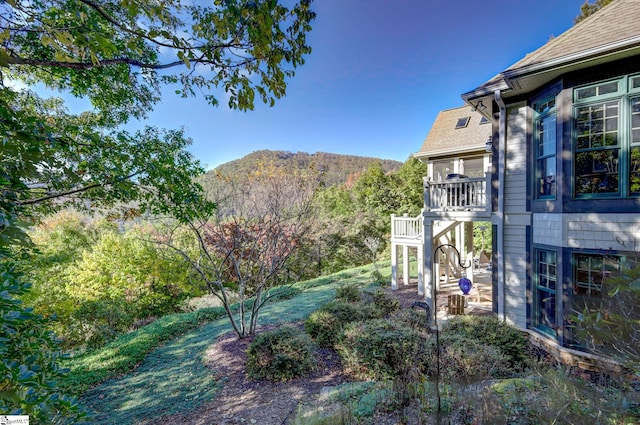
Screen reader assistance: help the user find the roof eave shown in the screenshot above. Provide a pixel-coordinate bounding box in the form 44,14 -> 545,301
504,36 -> 640,89
414,145 -> 487,160
462,35 -> 640,103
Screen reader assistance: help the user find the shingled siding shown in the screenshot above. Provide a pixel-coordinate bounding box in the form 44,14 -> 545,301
534,213 -> 640,251
533,213 -> 562,247
567,214 -> 640,251
503,104 -> 529,329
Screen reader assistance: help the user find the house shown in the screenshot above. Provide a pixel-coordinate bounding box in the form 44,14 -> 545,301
390,106 -> 492,299
396,0 -> 640,362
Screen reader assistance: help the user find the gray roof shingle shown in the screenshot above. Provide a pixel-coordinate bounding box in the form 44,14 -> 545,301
416,105 -> 491,158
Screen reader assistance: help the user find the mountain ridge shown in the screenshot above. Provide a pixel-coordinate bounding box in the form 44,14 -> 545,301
203,149 -> 404,187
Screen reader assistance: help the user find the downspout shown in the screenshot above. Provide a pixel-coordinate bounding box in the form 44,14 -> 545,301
494,90 -> 506,321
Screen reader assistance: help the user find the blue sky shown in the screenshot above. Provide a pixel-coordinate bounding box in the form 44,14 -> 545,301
131,0 -> 587,170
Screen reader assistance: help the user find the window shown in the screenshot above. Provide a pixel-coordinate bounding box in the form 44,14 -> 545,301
534,249 -> 557,334
479,116 -> 490,125
569,253 -> 621,348
455,117 -> 470,129
534,98 -> 557,198
572,253 -> 619,300
573,75 -> 640,197
432,159 -> 454,181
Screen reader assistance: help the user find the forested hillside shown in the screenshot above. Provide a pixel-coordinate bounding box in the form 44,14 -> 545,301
203,150 -> 403,188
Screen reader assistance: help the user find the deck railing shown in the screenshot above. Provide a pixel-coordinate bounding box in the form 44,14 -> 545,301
425,172 -> 490,212
391,213 -> 422,241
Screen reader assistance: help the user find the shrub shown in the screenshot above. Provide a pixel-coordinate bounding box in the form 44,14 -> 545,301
421,333 -> 512,384
304,300 -> 366,347
443,315 -> 529,371
389,309 -> 431,331
246,326 -> 316,382
371,289 -> 400,316
337,319 -> 424,380
335,283 -> 361,303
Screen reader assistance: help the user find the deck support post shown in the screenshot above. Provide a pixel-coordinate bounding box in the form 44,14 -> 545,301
403,244 -> 410,285
391,242 -> 398,290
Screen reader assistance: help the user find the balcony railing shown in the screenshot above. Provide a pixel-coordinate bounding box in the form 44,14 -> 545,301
425,172 -> 490,212
391,213 -> 422,242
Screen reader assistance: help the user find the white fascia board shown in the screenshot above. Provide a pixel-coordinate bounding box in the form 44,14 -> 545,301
414,145 -> 485,160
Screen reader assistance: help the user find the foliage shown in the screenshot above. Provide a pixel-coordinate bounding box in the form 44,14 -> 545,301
337,319 -> 424,380
246,325 -> 316,381
26,216 -> 201,348
335,283 -> 361,303
1,0 -> 315,114
161,164 -> 322,338
394,156 -> 428,216
443,315 -> 529,371
422,333 -> 513,384
1,0 -> 317,249
486,368 -> 637,424
0,88 -> 215,248
369,289 -> 401,316
0,263 -> 88,423
575,0 -> 616,24
304,300 -> 368,347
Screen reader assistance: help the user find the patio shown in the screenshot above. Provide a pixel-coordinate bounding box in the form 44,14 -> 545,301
388,268 -> 493,322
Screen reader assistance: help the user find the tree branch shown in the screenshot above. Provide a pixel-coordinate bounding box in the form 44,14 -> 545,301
17,172 -> 139,206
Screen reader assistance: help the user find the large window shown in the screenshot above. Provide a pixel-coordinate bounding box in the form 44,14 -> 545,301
534,98 -> 557,198
534,249 -> 557,334
569,253 -> 621,349
573,75 -> 640,197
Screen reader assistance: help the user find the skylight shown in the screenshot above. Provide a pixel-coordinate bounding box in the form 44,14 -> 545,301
455,117 -> 470,129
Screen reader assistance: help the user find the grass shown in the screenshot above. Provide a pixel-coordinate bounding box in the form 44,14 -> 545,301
70,265 -> 386,424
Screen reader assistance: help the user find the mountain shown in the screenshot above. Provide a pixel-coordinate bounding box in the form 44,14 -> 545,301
201,150 -> 404,187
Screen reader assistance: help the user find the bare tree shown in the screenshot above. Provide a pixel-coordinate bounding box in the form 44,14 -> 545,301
160,164 -> 321,338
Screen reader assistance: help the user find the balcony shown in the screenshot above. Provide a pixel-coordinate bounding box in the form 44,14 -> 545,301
425,172 -> 491,214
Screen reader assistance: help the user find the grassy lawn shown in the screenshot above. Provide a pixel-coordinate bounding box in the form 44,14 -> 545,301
72,265 -> 384,424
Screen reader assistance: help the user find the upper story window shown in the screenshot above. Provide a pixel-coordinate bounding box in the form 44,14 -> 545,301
534,97 -> 557,199
455,117 -> 470,129
573,74 -> 640,198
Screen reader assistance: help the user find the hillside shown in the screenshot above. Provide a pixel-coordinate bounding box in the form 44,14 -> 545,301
201,150 -> 403,187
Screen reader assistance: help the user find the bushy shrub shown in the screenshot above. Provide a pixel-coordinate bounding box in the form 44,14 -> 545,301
246,326 -> 316,381
389,309 -> 431,331
421,333 -> 512,383
335,283 -> 361,303
443,316 -> 529,371
337,319 -> 424,380
371,289 -> 400,316
304,300 -> 367,347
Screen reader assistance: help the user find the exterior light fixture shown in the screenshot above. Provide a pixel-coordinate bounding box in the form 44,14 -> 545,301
485,136 -> 493,153
472,100 -> 487,112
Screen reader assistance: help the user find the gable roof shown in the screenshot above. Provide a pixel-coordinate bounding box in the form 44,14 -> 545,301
463,0 -> 640,102
414,105 -> 491,160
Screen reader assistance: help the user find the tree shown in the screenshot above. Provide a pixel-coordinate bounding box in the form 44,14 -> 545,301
0,263 -> 88,423
395,156 -> 428,216
1,0 -> 315,419
160,164 -> 321,338
574,0 -> 616,24
1,0 -> 316,249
